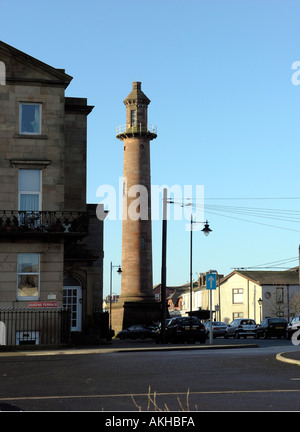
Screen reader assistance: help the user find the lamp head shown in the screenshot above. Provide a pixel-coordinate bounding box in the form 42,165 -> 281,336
117,266 -> 122,275
202,221 -> 212,236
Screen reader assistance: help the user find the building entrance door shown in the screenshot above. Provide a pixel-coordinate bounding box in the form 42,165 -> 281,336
63,277 -> 82,332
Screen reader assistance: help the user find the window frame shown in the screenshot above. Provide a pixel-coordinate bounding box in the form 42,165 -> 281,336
19,102 -> 42,135
276,287 -> 284,304
130,109 -> 137,127
233,312 -> 244,320
18,169 -> 42,212
17,253 -> 40,301
232,288 -> 244,304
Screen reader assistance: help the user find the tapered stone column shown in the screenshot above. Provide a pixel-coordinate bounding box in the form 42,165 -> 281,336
112,82 -> 160,332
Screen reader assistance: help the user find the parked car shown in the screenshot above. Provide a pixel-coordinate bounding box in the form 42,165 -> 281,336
224,318 -> 257,339
204,321 -> 227,338
256,317 -> 287,339
156,316 -> 206,344
116,324 -> 156,340
286,316 -> 300,339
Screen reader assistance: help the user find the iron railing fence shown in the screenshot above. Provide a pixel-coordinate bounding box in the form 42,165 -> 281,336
0,308 -> 71,347
0,211 -> 88,235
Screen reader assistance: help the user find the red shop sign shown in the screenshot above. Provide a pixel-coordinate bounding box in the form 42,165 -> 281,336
28,302 -> 58,308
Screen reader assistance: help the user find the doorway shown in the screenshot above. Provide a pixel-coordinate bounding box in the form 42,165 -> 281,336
63,277 -> 82,332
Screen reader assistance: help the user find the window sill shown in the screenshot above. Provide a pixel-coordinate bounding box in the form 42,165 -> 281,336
16,297 -> 40,302
14,133 -> 48,140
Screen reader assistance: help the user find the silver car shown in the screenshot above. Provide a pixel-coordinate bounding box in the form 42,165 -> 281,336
286,316 -> 300,339
204,321 -> 227,338
224,318 -> 257,339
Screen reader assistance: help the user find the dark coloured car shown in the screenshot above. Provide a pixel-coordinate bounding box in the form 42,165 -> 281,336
204,321 -> 227,338
162,316 -> 206,344
256,317 -> 287,339
116,324 -> 156,340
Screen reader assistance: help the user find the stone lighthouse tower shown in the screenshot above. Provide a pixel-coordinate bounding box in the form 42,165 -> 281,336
113,82 -> 160,332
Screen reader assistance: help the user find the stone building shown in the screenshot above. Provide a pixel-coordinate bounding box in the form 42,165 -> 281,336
0,41 -> 104,342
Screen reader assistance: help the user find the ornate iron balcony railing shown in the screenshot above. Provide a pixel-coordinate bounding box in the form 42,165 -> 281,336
0,211 -> 88,235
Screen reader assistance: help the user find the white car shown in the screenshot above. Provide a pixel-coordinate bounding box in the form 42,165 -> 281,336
204,321 -> 227,338
224,318 -> 257,339
286,316 -> 300,339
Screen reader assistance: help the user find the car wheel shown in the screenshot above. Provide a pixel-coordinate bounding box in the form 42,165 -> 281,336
224,332 -> 229,339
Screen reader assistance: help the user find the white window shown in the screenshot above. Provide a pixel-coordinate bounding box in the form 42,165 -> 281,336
131,110 -> 137,127
233,289 -> 243,304
18,169 -> 41,211
276,287 -> 284,303
233,312 -> 244,319
17,253 -> 40,300
19,103 -> 42,134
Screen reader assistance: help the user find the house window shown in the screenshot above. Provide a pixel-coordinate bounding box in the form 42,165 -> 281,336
17,253 -> 40,300
19,169 -> 41,211
20,103 -> 42,134
276,287 -> 284,303
131,110 -> 137,127
233,289 -> 243,304
233,312 -> 244,320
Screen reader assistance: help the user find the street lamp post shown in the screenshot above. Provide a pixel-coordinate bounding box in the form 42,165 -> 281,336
109,262 -> 122,337
161,189 -> 168,343
160,190 -> 212,344
258,298 -> 263,323
189,215 -> 212,318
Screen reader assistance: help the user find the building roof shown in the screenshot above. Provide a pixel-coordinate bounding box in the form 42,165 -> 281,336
123,81 -> 150,105
167,290 -> 183,304
221,270 -> 299,286
154,281 -> 198,291
0,40 -> 72,88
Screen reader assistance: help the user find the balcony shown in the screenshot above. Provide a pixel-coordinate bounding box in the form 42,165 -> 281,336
116,123 -> 157,141
0,211 -> 89,238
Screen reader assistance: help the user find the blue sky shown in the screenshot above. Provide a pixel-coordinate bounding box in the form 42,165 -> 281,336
1,0 -> 300,297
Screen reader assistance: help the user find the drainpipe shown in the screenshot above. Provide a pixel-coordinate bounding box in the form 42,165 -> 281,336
299,245 -> 300,288
247,280 -> 250,318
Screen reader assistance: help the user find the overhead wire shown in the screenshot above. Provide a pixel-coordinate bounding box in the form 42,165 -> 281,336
169,198 -> 300,232
167,197 -> 300,269
234,256 -> 299,270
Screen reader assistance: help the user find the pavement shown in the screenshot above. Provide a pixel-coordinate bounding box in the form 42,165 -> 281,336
0,338 -> 299,366
276,350 -> 300,366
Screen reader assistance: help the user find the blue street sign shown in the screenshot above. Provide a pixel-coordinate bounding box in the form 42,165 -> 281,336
206,273 -> 217,290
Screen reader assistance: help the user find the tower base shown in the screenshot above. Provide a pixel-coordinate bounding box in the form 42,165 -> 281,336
111,298 -> 161,335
